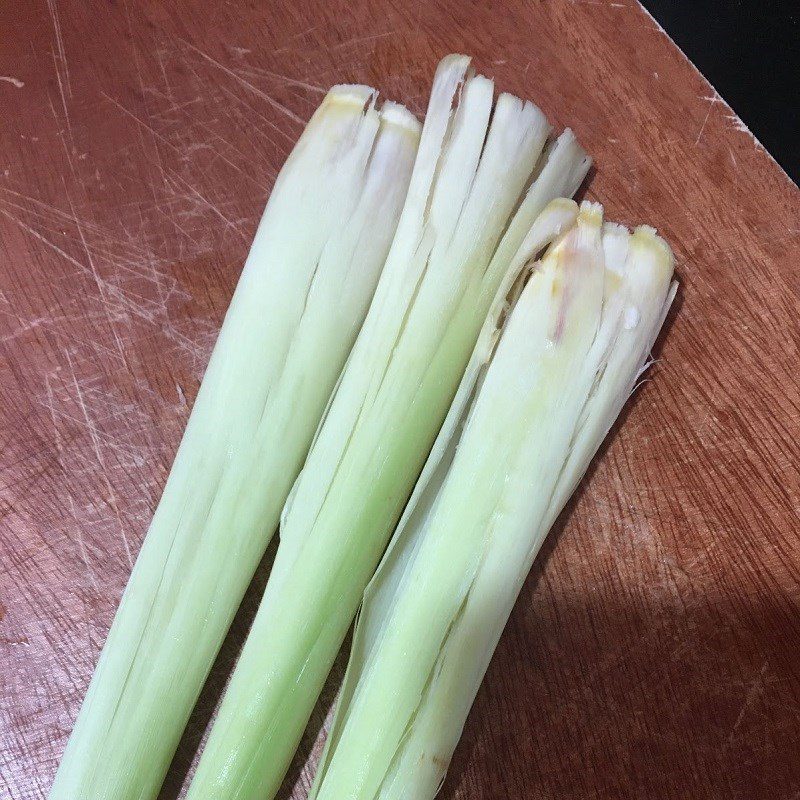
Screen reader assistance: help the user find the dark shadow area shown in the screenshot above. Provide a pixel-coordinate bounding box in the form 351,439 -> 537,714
572,163 -> 596,206
439,587 -> 800,798
642,0 -> 799,182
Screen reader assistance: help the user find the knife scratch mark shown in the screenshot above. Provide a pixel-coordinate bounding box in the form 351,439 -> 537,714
694,93 -> 720,146
155,47 -> 176,107
0,204 -> 203,366
65,190 -> 128,365
164,170 -> 247,240
0,207 -> 86,272
151,96 -> 203,120
45,371 -> 100,593
180,38 -> 302,130
217,84 -> 289,158
0,188 -> 162,261
331,31 -> 392,50
46,0 -> 70,94
724,660 -> 769,752
0,205 -> 140,317
65,350 -> 134,569
46,0 -> 73,146
100,92 -> 181,156
237,66 -> 325,95
185,120 -> 266,189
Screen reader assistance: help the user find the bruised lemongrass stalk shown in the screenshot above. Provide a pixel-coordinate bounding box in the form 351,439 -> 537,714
50,87 -> 420,800
185,54 -> 590,800
310,203 -> 676,800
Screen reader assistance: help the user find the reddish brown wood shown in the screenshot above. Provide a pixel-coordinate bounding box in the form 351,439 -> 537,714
1,1 -> 799,798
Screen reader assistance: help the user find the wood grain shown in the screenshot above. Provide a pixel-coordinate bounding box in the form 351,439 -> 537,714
1,1 -> 799,798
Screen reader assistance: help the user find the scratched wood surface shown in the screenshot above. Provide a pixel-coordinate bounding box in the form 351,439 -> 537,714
2,1 -> 799,798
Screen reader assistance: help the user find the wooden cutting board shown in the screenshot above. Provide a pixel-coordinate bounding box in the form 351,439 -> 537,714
2,1 -> 799,798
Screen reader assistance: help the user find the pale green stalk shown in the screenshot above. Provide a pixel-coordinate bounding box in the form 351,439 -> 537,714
310,203 -> 676,800
185,54 -> 590,800
50,87 -> 420,800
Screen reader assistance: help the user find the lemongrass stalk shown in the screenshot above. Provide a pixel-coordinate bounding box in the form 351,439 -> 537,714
49,87 -> 420,800
185,54 -> 590,800
310,203 -> 676,800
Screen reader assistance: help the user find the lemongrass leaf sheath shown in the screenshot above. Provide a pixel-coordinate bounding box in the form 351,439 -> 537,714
185,54 -> 590,800
50,87 -> 420,800
310,202 -> 676,800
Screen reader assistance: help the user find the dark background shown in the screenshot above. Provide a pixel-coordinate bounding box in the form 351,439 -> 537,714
643,0 -> 799,183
